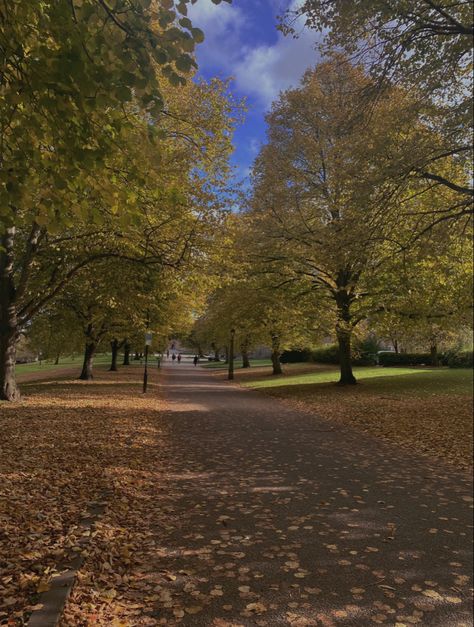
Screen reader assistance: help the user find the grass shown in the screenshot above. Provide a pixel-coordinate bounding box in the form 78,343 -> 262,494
15,354 -> 112,375
243,366 -> 472,393
202,358 -> 273,369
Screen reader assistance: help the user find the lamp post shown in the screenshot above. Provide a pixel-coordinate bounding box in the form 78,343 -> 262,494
143,311 -> 151,393
228,328 -> 235,380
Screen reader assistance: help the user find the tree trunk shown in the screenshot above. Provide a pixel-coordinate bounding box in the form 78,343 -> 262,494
335,290 -> 357,385
79,341 -> 96,380
109,338 -> 119,371
241,348 -> 251,368
123,340 -> 131,366
392,338 -> 399,354
54,353 -> 60,365
0,227 -> 20,401
430,342 -> 440,367
336,327 -> 356,384
270,332 -> 282,375
241,337 -> 251,368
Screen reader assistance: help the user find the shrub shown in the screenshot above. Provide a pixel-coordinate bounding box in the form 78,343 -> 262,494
312,345 -> 340,364
378,352 -> 432,367
312,344 -> 379,365
280,349 -> 312,363
446,350 -> 473,368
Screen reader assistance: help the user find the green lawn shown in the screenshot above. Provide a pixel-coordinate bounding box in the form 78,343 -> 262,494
202,358 -> 273,369
16,354 -> 113,375
242,365 -> 473,395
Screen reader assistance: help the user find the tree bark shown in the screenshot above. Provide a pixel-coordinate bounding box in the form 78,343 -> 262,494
430,342 -> 440,367
270,332 -> 282,375
54,352 -> 60,365
109,338 -> 119,371
0,227 -> 20,401
123,340 -> 131,366
241,336 -> 251,368
79,336 -> 96,380
335,289 -> 357,385
211,343 -> 220,361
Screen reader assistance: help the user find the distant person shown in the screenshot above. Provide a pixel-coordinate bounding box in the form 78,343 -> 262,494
166,349 -> 169,359
172,353 -> 176,361
177,353 -> 182,363
156,355 -> 161,369
193,355 -> 198,366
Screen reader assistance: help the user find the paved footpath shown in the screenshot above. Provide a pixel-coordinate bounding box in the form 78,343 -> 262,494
152,361 -> 473,626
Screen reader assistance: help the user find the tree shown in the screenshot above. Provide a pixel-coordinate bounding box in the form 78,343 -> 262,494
283,0 -> 473,213
28,308 -> 83,364
0,73 -> 239,400
374,223 -> 473,363
249,59 -> 466,383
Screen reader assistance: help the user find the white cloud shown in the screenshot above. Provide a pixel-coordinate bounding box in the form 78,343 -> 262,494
189,0 -> 322,109
188,0 -> 246,69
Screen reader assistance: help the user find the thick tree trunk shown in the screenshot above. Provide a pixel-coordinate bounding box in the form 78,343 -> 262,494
270,332 -> 282,375
123,340 -> 131,366
241,348 -> 251,368
0,227 -> 20,401
79,341 -> 96,380
0,329 -> 19,401
430,342 -> 440,367
109,338 -> 119,371
54,353 -> 60,365
336,326 -> 356,384
335,289 -> 357,385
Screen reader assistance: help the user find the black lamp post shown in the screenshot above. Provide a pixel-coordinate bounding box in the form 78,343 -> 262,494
143,311 -> 151,393
228,328 -> 235,380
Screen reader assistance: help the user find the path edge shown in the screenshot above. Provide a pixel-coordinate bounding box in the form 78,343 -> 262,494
26,492 -> 111,627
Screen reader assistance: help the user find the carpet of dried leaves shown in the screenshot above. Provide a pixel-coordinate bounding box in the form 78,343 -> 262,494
0,368 -> 165,626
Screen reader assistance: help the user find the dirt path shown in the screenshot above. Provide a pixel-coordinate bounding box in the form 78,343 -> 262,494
139,360 -> 473,626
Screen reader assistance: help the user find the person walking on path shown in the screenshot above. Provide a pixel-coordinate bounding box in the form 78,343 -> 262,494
177,353 -> 182,363
193,355 -> 198,366
166,349 -> 169,359
171,353 -> 176,362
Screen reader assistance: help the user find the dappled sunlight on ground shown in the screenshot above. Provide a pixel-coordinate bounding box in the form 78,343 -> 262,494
1,364 -> 472,626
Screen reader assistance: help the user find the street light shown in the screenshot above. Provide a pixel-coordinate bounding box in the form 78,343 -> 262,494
143,311 -> 152,393
228,328 -> 235,381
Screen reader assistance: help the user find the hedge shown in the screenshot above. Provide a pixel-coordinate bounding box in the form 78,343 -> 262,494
446,350 -> 473,368
312,345 -> 340,364
280,349 -> 312,363
311,345 -> 377,366
378,352 -> 432,366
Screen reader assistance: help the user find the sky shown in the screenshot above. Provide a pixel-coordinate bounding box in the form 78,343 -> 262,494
188,0 -> 321,184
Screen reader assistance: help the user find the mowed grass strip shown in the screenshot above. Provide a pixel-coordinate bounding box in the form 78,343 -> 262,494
202,358 -> 272,369
224,364 -> 472,469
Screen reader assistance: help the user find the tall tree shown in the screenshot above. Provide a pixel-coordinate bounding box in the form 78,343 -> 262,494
283,0 -> 473,215
249,59 -> 466,383
0,73 -> 238,399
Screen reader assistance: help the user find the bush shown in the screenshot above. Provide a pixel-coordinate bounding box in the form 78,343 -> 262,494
280,349 -> 312,363
446,350 -> 473,368
311,344 -> 378,366
312,345 -> 340,364
378,352 -> 432,367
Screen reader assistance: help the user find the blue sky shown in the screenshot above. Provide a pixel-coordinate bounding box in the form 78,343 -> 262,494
188,0 -> 321,184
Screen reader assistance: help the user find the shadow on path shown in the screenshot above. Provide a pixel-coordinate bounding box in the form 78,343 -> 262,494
139,363 -> 474,626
